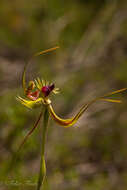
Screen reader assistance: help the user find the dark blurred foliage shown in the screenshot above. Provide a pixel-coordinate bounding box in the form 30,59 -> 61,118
0,0 -> 127,189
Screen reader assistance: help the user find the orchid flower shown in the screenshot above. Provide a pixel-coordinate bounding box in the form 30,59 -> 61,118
17,46 -> 127,190
17,45 -> 127,132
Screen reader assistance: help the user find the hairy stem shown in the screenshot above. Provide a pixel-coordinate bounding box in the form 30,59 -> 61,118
37,107 -> 49,190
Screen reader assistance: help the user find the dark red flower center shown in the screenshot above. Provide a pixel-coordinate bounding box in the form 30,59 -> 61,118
41,84 -> 55,97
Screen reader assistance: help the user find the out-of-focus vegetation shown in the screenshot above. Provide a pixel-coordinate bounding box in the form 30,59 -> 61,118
0,0 -> 127,189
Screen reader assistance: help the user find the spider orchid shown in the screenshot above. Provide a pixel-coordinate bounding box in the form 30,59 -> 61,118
17,46 -> 127,147
17,46 -> 127,190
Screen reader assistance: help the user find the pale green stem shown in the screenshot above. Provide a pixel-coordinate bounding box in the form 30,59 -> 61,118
37,106 -> 49,190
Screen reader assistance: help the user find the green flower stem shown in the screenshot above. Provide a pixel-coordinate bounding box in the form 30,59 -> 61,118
37,106 -> 49,190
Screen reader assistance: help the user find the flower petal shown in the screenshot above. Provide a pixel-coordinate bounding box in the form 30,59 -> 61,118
16,96 -> 44,109
22,46 -> 59,94
99,98 -> 122,103
48,88 -> 127,127
18,109 -> 43,152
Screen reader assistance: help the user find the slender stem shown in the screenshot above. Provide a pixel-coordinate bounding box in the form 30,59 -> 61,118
37,107 -> 49,190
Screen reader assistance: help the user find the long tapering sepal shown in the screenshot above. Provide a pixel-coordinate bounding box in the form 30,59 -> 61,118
22,46 -> 59,95
48,88 -> 127,127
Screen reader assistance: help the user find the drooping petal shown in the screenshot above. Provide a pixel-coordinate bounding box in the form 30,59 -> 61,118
48,88 -> 127,127
48,104 -> 73,127
17,108 -> 43,152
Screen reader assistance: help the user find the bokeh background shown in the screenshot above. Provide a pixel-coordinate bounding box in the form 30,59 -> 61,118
0,0 -> 127,189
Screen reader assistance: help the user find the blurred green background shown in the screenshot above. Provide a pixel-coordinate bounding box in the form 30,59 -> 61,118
0,0 -> 127,189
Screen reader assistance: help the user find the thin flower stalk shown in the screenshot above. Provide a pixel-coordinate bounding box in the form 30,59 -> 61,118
16,46 -> 127,190
37,107 -> 49,190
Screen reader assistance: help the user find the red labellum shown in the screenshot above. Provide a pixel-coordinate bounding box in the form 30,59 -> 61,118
27,90 -> 40,101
